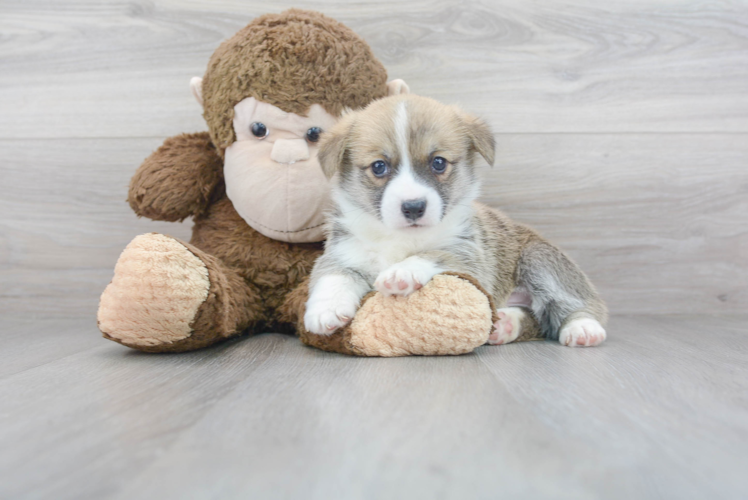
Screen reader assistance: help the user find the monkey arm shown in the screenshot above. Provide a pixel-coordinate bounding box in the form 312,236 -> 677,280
128,132 -> 224,222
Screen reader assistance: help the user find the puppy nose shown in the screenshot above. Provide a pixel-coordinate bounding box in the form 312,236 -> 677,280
401,199 -> 427,221
270,139 -> 310,164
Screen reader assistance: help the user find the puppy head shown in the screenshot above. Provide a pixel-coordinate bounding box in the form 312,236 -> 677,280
318,94 -> 495,230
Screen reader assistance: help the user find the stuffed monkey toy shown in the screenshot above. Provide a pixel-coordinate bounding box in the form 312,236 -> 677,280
98,9 -> 498,356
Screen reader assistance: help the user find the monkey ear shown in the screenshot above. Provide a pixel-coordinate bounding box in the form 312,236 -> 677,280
386,79 -> 409,96
318,116 -> 355,179
462,114 -> 495,166
190,77 -> 204,107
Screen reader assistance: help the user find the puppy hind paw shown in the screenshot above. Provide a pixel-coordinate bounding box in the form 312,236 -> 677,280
558,318 -> 606,347
487,307 -> 524,345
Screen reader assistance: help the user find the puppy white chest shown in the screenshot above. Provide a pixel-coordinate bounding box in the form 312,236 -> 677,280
333,235 -> 419,279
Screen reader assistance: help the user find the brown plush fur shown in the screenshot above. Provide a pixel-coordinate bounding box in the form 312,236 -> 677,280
202,9 -> 389,154
129,132 -> 223,221
119,133 -> 323,352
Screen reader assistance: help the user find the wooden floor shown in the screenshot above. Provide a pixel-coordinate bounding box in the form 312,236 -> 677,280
1,314 -> 747,499
2,1 -> 747,498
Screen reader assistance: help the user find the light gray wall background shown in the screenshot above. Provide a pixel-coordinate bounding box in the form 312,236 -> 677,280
1,0 -> 746,319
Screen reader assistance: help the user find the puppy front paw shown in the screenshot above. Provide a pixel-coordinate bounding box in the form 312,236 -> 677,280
558,318 -> 606,347
374,257 -> 441,297
304,297 -> 358,335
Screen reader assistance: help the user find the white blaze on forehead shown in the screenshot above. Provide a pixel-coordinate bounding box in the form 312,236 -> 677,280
395,100 -> 410,172
380,100 -> 444,229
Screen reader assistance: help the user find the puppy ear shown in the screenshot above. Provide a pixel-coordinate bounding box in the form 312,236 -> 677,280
318,116 -> 354,179
463,114 -> 495,166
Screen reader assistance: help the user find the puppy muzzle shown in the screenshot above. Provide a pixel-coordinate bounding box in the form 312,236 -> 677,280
401,198 -> 427,222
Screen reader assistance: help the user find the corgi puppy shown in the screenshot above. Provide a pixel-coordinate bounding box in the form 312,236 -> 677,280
304,94 -> 607,347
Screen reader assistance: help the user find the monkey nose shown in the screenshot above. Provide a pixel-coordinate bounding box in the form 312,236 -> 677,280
270,139 -> 310,164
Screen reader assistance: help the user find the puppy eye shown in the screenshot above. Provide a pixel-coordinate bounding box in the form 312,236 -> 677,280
250,122 -> 268,138
306,127 -> 322,143
370,160 -> 388,177
431,156 -> 448,174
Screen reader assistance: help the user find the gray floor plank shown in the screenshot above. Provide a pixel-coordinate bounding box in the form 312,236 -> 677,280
0,333 -> 289,500
0,315 -> 102,380
111,343 -> 602,500
1,315 -> 746,500
477,315 -> 748,499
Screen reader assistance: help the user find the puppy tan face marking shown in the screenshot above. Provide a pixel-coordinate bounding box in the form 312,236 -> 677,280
318,94 -> 495,230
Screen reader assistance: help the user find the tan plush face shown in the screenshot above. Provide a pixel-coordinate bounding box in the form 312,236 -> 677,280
224,97 -> 340,243
319,95 -> 495,231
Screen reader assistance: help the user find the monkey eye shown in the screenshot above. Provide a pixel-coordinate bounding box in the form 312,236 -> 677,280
370,160 -> 388,178
431,156 -> 448,174
250,122 -> 268,138
306,127 -> 322,143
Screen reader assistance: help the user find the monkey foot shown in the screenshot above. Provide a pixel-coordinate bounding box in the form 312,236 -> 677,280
300,273 -> 494,356
98,233 -> 211,349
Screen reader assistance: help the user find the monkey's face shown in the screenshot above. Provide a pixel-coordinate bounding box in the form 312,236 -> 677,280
231,97 -> 340,165
224,97 -> 340,243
